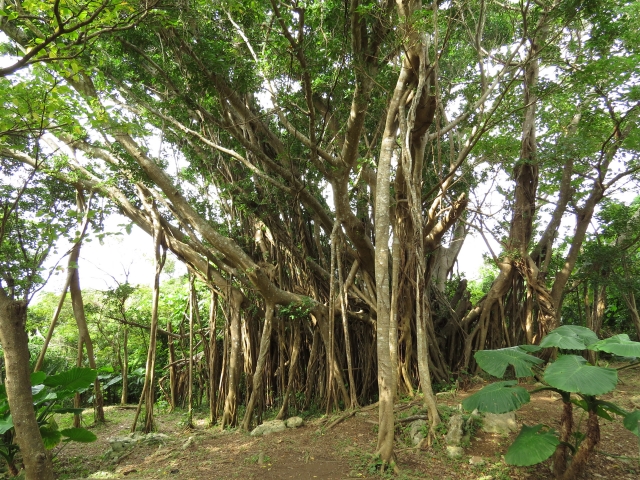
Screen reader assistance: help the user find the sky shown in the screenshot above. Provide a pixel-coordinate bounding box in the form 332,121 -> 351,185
39,216 -> 186,296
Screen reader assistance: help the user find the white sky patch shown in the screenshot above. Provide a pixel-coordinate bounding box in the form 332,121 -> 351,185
40,215 -> 187,295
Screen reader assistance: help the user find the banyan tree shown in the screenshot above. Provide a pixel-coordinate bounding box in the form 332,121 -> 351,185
1,0 -> 638,467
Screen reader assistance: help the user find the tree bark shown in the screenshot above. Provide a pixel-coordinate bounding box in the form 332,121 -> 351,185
221,290 -> 243,428
208,290 -> 218,425
68,190 -> 105,423
0,292 -> 55,480
121,327 -> 129,405
241,302 -> 274,431
373,54 -> 411,466
131,190 -> 166,433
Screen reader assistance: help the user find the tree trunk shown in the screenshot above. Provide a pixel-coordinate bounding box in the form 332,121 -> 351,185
221,291 -> 243,428
622,292 -> 640,341
131,192 -> 166,433
241,302 -> 274,431
67,190 -> 105,423
276,320 -> 301,419
0,293 -> 55,480
69,246 -> 105,423
186,275 -> 195,428
121,327 -> 129,405
373,57 -> 411,466
33,284 -> 69,373
208,290 -> 218,425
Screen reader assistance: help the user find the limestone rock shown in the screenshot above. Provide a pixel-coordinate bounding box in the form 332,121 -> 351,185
446,445 -> 463,458
140,432 -> 169,446
88,472 -> 118,479
469,455 -> 485,466
250,419 -> 287,436
107,432 -> 169,458
285,416 -> 304,428
630,395 -> 640,409
445,414 -> 464,446
409,419 -> 427,446
482,412 -> 517,435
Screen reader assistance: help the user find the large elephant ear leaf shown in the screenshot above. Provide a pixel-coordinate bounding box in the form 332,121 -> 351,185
30,371 -> 46,386
462,381 -> 530,414
40,425 -> 62,450
61,427 -> 97,443
623,410 -> 640,437
0,414 -> 13,435
475,347 -> 544,378
539,325 -> 599,350
589,334 -> 640,358
504,424 -> 559,466
43,367 -> 96,393
544,355 -> 617,395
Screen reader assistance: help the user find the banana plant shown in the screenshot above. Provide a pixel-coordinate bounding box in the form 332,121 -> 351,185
0,367 -> 98,473
462,325 -> 640,480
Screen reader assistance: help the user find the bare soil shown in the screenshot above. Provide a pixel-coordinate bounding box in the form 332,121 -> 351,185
50,366 -> 640,480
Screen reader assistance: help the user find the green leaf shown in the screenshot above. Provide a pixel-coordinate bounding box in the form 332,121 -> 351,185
539,326 -> 599,350
43,367 -> 96,393
519,345 -> 543,353
0,415 -> 13,435
32,390 -> 57,406
595,400 -> 629,418
571,399 -> 627,420
461,381 -> 530,414
60,427 -> 97,443
52,408 -> 85,415
544,355 -> 617,396
504,424 -> 559,466
40,426 -> 61,450
30,371 -> 46,386
475,347 -> 544,378
623,411 -> 640,437
101,375 -> 122,389
589,334 -> 640,358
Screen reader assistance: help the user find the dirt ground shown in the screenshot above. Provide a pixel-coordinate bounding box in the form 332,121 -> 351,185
50,365 -> 640,480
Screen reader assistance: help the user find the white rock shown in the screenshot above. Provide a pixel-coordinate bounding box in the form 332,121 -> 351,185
445,414 -> 464,445
446,445 -> 463,458
250,419 -> 287,436
482,412 -> 517,435
285,416 -> 304,428
409,419 -> 427,445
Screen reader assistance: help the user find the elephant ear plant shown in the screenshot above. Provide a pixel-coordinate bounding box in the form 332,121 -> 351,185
462,325 -> 640,480
0,367 -> 98,475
